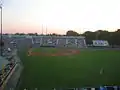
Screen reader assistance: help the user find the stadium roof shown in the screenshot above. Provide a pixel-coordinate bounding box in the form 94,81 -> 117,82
0,56 -> 9,70
32,35 -> 85,38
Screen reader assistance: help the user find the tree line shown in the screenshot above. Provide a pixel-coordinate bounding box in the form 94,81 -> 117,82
3,29 -> 120,46
66,29 -> 120,46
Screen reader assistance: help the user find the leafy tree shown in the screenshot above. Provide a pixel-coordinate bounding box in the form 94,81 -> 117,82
15,33 -> 20,35
28,33 -> 34,35
66,30 -> 79,36
83,31 -> 96,44
19,33 -> 25,35
35,33 -> 38,36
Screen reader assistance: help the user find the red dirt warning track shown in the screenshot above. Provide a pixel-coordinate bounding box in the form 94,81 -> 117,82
27,49 -> 80,56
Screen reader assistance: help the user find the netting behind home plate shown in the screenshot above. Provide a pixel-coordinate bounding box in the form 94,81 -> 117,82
1,49 -> 23,90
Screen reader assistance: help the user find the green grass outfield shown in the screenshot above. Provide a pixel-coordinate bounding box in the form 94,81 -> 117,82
18,47 -> 120,89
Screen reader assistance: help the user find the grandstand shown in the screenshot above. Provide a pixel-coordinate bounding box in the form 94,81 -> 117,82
2,35 -> 87,49
32,36 -> 87,48
0,52 -> 16,89
0,38 -> 23,90
0,57 -> 10,87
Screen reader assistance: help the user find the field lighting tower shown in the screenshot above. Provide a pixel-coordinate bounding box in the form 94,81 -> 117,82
0,4 -> 3,56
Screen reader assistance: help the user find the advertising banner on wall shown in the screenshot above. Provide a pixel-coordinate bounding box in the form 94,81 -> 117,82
93,40 -> 109,46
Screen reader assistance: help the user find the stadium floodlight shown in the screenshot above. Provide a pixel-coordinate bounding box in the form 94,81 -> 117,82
0,4 -> 3,56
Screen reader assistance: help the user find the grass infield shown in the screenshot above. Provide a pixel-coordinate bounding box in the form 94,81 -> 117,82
18,47 -> 120,89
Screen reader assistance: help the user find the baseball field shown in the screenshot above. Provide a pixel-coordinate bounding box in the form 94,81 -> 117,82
18,47 -> 120,89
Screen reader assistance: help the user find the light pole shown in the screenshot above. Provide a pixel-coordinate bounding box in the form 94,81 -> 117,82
46,26 -> 47,35
0,4 -> 2,56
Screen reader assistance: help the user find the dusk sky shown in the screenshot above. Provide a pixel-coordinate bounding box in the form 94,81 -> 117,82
2,0 -> 120,34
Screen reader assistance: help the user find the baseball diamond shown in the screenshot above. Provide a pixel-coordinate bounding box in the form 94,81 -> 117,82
1,35 -> 120,90
2,1 -> 120,89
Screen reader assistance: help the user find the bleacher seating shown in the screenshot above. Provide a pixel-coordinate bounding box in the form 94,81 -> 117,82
32,36 -> 87,48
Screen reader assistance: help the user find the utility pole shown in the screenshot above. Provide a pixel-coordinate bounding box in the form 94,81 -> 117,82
0,4 -> 2,56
